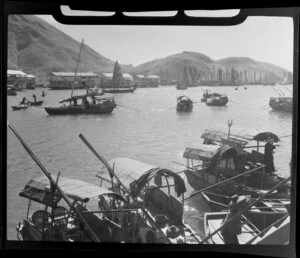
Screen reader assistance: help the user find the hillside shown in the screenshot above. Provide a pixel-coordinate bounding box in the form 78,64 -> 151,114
134,52 -> 292,84
8,15 -> 114,79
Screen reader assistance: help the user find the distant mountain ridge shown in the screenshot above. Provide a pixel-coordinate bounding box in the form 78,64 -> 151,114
132,52 -> 291,84
8,15 -> 292,85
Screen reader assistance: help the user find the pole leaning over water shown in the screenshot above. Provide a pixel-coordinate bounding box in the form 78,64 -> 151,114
185,165 -> 266,200
78,133 -> 173,243
7,121 -> 101,243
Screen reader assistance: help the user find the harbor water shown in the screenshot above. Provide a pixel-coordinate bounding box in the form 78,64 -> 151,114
7,85 -> 293,240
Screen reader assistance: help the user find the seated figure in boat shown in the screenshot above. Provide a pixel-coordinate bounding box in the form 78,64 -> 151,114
221,195 -> 249,244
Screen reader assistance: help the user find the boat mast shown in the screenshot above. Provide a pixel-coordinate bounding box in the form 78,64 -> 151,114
71,38 -> 84,99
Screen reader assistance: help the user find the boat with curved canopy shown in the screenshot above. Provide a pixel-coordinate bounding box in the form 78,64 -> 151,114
182,143 -> 289,198
176,96 -> 193,112
206,94 -> 228,106
97,157 -> 202,244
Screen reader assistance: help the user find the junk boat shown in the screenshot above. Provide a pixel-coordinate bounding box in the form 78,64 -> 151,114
201,191 -> 289,231
176,96 -> 193,112
44,93 -> 116,115
176,66 -> 189,90
269,97 -> 292,113
101,61 -> 136,94
16,175 -> 137,242
96,157 -> 202,244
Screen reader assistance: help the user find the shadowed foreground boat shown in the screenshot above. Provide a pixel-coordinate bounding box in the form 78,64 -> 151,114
201,191 -> 288,230
96,157 -> 202,244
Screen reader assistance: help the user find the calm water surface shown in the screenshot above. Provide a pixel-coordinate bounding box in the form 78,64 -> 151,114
7,85 -> 293,240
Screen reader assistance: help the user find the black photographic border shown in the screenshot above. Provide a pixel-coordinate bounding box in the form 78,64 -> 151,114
1,1 -> 298,257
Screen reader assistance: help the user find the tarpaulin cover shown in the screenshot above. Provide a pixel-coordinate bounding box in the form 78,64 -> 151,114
100,157 -> 186,197
99,157 -> 156,189
201,126 -> 280,145
183,144 -> 221,160
19,175 -> 125,204
130,167 -> 187,197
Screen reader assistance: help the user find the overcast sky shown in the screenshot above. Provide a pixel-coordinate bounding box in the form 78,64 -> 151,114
37,13 -> 294,71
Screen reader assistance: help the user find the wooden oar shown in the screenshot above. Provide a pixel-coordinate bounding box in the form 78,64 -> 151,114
7,122 -> 101,243
280,134 -> 292,139
229,100 -> 240,104
116,104 -> 141,112
167,106 -> 177,110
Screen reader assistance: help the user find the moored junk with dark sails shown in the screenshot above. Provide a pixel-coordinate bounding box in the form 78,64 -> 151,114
101,61 -> 136,94
97,157 -> 202,244
44,93 -> 116,115
176,96 -> 193,112
182,142 -> 290,199
269,96 -> 293,113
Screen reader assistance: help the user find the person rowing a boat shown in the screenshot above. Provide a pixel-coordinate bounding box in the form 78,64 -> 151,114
32,94 -> 37,102
20,97 -> 29,105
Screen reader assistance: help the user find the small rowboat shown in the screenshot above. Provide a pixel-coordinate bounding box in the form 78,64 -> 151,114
12,104 -> 30,111
29,100 -> 44,106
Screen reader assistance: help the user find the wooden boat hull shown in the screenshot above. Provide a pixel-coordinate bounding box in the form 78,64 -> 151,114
269,97 -> 292,113
206,97 -> 228,106
184,167 -> 290,199
44,103 -> 115,115
12,105 -> 30,110
201,192 -> 288,231
30,101 -> 44,106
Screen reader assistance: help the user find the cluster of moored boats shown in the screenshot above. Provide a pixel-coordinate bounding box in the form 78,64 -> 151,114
9,118 -> 291,244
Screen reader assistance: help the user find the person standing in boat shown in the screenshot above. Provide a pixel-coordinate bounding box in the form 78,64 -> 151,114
221,195 -> 249,244
32,94 -> 37,102
20,97 -> 28,105
264,138 -> 276,174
